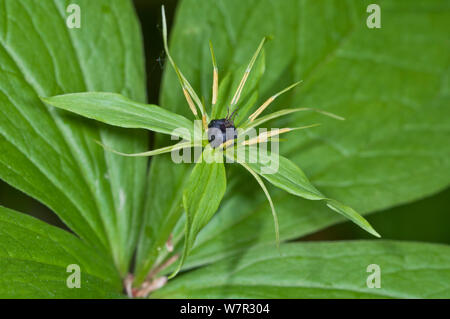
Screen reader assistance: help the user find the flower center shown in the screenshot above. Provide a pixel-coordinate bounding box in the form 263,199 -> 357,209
207,119 -> 237,148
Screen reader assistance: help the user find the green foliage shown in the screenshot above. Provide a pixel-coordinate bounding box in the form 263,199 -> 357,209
0,0 -> 148,275
0,206 -> 122,298
43,5 -> 382,283
43,93 -> 195,140
336,188 -> 450,243
171,147 -> 227,277
159,0 -> 450,272
154,241 -> 450,298
243,151 -> 379,237
134,155 -> 191,284
0,0 -> 448,299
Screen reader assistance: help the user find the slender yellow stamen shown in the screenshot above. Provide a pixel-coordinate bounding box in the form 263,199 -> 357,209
212,68 -> 218,105
209,41 -> 218,106
202,115 -> 208,131
243,128 -> 291,146
248,96 -> 274,122
248,81 -> 302,122
162,6 -> 202,118
182,74 -> 207,117
231,71 -> 250,105
242,123 -> 320,146
183,88 -> 198,116
230,37 -> 267,107
219,139 -> 236,149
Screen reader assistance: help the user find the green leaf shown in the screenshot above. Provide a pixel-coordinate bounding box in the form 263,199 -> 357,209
156,0 -> 450,269
171,147 -> 227,278
0,0 -> 148,274
42,92 -> 195,141
0,206 -> 123,298
229,148 -> 379,237
154,241 -> 450,298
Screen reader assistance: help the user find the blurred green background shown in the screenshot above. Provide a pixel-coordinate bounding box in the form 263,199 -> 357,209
1,0 -> 448,244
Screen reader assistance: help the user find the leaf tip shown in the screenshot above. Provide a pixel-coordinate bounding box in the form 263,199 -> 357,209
168,253 -> 185,280
167,268 -> 179,280
93,139 -> 107,150
370,227 -> 381,238
39,96 -> 51,104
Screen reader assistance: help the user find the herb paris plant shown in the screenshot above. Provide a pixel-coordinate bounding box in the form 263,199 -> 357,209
42,5 -> 379,283
1,0 -> 448,299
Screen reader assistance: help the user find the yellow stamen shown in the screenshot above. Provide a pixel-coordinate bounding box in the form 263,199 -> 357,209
230,37 -> 266,107
242,123 -> 320,146
248,96 -> 274,122
249,81 -> 302,122
202,115 -> 208,131
219,139 -> 236,149
209,41 -> 218,107
162,6 -> 201,118
183,88 -> 198,116
212,68 -> 218,106
231,71 -> 250,105
243,128 -> 291,145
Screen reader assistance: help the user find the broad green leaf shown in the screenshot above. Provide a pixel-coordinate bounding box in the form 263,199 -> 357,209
155,0 -> 450,269
0,206 -> 123,298
241,150 -> 379,237
42,92 -> 195,141
154,241 -> 450,298
171,147 -> 227,278
0,0 -> 147,274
